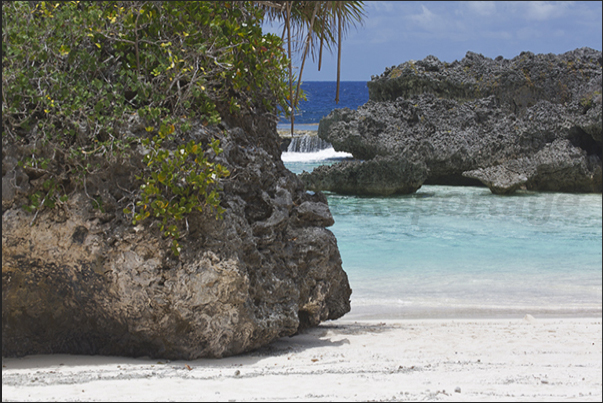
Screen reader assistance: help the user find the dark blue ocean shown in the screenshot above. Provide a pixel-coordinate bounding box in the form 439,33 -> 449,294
281,82 -> 602,320
278,81 -> 368,130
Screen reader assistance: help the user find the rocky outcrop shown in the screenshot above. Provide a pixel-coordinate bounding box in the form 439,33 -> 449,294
2,120 -> 351,359
463,139 -> 602,194
302,48 -> 602,195
462,160 -> 532,195
300,156 -> 428,196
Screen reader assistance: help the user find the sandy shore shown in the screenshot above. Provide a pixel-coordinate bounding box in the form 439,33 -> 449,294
2,317 -> 601,402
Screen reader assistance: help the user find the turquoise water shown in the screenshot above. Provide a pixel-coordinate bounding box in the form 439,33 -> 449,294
284,155 -> 603,320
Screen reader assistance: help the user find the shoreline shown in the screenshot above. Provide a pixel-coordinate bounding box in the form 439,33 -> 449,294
277,129 -> 319,138
277,122 -> 319,138
344,306 -> 603,321
3,316 -> 601,402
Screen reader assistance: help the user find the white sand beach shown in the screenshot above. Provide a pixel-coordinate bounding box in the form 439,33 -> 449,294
2,317 -> 601,402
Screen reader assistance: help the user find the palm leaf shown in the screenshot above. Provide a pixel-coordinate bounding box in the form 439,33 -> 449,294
254,1 -> 366,127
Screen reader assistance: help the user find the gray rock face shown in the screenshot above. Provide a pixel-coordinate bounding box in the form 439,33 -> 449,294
304,48 -> 602,195
368,49 -> 602,114
463,161 -> 532,195
2,122 -> 351,359
463,139 -> 602,194
300,156 -> 428,196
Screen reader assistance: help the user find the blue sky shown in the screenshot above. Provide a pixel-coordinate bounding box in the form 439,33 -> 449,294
262,1 -> 603,81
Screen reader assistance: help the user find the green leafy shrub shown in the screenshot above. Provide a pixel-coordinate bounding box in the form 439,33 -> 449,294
579,90 -> 601,110
126,124 -> 230,255
3,1 -> 290,253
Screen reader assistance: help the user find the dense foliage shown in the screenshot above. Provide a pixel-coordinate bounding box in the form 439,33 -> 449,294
2,1 -> 290,254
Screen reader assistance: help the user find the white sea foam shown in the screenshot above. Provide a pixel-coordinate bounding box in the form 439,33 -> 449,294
281,147 -> 353,162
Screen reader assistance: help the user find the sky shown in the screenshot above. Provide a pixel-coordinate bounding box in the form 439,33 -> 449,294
261,1 -> 603,82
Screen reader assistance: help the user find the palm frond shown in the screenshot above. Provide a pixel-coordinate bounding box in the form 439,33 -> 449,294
254,1 -> 366,129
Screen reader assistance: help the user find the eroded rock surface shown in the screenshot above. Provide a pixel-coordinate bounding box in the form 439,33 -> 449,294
2,121 -> 351,359
463,139 -> 602,194
302,48 -> 602,195
301,156 -> 428,196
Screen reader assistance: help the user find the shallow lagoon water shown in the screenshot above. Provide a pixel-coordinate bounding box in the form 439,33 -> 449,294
280,81 -> 601,320
283,152 -> 603,319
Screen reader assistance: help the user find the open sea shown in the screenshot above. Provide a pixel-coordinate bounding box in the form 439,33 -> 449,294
281,81 -> 602,320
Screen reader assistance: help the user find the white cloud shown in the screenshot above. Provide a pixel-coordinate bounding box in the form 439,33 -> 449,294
298,0 -> 601,80
365,2 -> 395,14
410,5 -> 437,28
522,1 -> 573,21
466,1 -> 497,17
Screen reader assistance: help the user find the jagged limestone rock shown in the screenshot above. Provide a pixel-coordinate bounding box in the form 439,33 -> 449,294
463,166 -> 530,195
2,123 -> 351,359
305,48 -> 601,195
300,156 -> 428,196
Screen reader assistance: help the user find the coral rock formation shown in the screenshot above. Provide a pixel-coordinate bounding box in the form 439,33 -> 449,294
2,122 -> 351,359
302,48 -> 602,195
